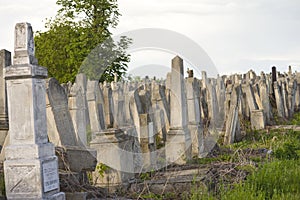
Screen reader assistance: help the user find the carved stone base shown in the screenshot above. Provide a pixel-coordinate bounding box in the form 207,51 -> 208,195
165,128 -> 191,165
4,156 -> 64,200
90,129 -> 134,187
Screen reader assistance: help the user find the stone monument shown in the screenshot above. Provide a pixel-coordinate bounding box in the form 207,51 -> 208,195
3,22 -> 65,199
166,56 -> 191,164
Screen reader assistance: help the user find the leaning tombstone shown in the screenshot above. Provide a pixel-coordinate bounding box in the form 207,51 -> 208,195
3,22 -> 65,199
0,50 -> 10,148
46,78 -> 97,173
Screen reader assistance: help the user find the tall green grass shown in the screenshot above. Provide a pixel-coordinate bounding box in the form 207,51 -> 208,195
222,159 -> 300,199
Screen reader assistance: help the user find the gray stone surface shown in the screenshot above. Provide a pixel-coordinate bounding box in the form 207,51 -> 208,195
166,56 -> 191,164
46,78 -> 78,147
4,22 -> 64,200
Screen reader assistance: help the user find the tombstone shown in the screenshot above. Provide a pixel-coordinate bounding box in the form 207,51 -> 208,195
129,90 -> 143,140
69,83 -> 88,146
242,83 -> 259,111
124,82 -> 132,124
202,71 -> 208,89
224,85 -> 241,144
0,50 -> 10,146
74,74 -> 91,135
151,81 -> 170,140
46,78 -> 78,147
47,78 -> 96,173
186,77 -> 203,157
86,80 -> 106,137
3,22 -> 65,199
216,75 -> 226,120
166,56 -> 191,164
103,82 -> 114,128
259,80 -> 272,124
287,79 -> 297,116
251,110 -> 265,130
138,114 -> 153,170
111,81 -> 125,128
207,82 -> 219,128
165,72 -> 171,107
274,81 -> 285,118
281,82 -> 289,118
295,74 -> 300,111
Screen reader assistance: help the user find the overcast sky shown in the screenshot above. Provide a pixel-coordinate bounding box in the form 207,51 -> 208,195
1,0 -> 300,77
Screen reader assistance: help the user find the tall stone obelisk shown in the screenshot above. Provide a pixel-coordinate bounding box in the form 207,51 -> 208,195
3,23 -> 65,199
165,56 -> 191,164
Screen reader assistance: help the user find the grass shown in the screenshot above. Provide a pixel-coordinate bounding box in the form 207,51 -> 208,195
129,112 -> 300,199
188,118 -> 300,199
222,159 -> 300,199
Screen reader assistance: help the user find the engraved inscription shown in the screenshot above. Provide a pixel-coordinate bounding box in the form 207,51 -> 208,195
43,161 -> 59,192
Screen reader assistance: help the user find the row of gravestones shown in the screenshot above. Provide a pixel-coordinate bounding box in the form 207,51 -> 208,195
45,57 -> 300,188
1,23 -> 300,198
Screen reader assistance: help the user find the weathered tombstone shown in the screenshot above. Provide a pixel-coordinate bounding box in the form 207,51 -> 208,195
271,66 -> 277,98
151,81 -> 170,140
295,74 -> 300,111
281,82 -> 289,118
201,71 -> 208,89
224,85 -> 242,144
47,78 -> 97,173
287,79 -> 297,117
139,114 -> 152,169
4,22 -> 65,199
274,81 -> 285,118
124,82 -> 132,124
86,80 -> 106,136
0,50 -> 10,145
166,56 -> 191,164
69,83 -> 88,146
216,75 -> 226,120
207,82 -> 219,127
165,72 -> 171,106
242,83 -> 259,111
251,110 -> 266,130
74,74 -> 91,136
46,78 -> 78,147
186,76 -> 203,157
259,79 -> 272,124
103,81 -> 114,128
111,81 -> 125,128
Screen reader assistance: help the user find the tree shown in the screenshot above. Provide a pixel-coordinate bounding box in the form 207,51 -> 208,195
35,0 -> 131,83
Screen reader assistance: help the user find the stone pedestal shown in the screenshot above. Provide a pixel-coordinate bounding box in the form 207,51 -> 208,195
3,22 -> 64,200
165,128 -> 191,164
89,129 -> 134,189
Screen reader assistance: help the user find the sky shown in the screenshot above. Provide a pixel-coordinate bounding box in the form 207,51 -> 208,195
1,0 -> 300,78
